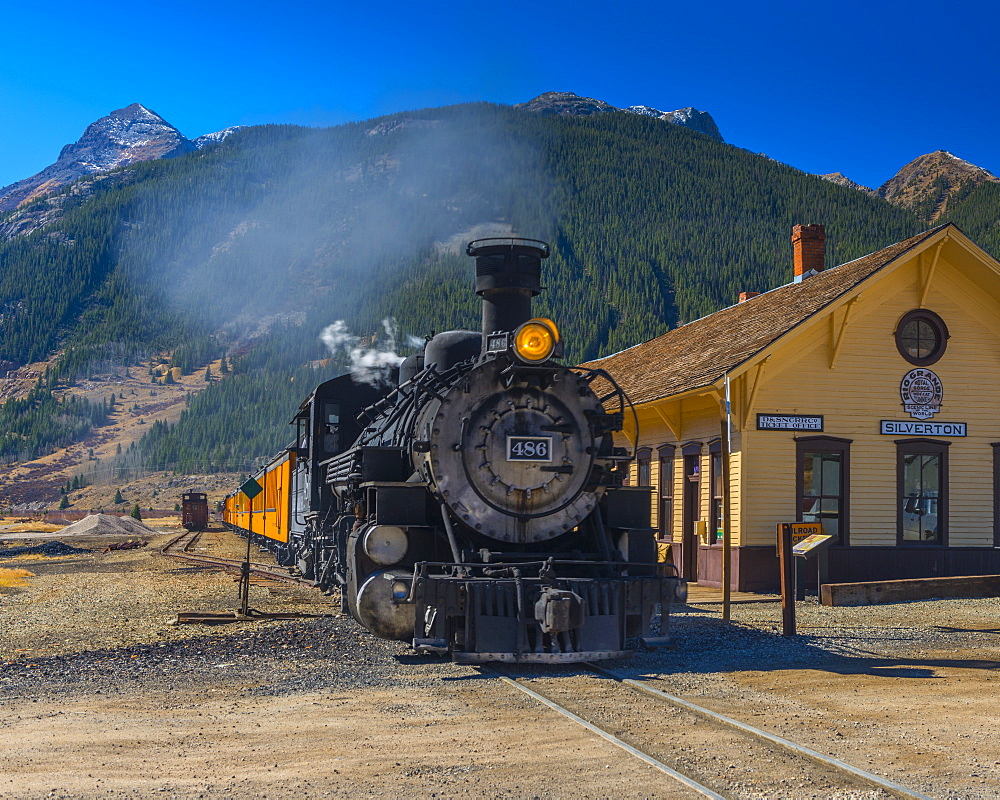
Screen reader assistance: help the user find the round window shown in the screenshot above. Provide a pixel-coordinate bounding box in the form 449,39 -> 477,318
894,310 -> 948,366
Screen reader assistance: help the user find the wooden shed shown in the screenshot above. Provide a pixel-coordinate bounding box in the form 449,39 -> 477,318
588,223 -> 1000,590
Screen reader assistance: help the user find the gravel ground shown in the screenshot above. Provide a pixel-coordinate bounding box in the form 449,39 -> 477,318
2,527 -> 999,798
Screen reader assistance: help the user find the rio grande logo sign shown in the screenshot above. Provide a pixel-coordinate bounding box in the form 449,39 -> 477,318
900,368 -> 943,420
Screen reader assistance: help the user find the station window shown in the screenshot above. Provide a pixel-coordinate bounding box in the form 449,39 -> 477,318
796,436 -> 851,545
708,440 -> 723,544
894,309 -> 948,366
636,447 -> 652,487
658,445 -> 675,541
897,438 -> 949,546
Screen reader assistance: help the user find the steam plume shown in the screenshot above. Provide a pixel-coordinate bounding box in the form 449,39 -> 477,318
320,318 -> 411,386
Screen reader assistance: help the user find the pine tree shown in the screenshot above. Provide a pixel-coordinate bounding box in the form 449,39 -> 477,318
205,365 -> 212,382
114,489 -> 124,504
59,495 -> 70,509
130,503 -> 142,521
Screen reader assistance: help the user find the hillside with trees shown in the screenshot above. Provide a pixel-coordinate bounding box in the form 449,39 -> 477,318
0,102 -> 950,479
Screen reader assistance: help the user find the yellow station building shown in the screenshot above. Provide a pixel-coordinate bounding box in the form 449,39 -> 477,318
590,223 -> 1000,590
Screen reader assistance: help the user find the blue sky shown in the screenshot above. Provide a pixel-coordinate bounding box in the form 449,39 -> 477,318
1,0 -> 998,191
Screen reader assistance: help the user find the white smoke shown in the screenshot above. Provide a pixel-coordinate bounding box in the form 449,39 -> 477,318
320,318 -> 410,386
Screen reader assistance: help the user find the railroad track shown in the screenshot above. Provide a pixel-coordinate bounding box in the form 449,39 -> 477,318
157,528 -> 314,587
489,663 -> 934,800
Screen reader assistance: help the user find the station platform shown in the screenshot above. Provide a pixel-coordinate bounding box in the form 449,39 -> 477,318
682,585 -> 779,606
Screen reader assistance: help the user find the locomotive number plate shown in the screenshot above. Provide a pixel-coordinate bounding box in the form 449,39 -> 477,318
506,436 -> 553,462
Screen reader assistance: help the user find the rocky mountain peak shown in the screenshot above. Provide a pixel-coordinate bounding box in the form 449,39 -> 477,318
876,150 -> 999,222
0,104 -> 196,212
625,104 -> 723,142
515,91 -> 617,116
818,172 -> 874,194
516,92 -> 723,142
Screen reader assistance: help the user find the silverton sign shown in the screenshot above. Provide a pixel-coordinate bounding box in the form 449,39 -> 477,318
880,420 -> 967,437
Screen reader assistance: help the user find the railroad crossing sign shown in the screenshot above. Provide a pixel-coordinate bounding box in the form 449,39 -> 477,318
775,522 -> 822,554
240,477 -> 263,499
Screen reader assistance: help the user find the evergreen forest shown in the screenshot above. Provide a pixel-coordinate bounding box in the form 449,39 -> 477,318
0,102 -> 993,475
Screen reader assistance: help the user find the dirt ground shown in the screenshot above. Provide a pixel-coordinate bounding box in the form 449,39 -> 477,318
2,523 -> 999,798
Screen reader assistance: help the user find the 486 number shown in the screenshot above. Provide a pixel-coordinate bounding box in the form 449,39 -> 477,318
507,436 -> 552,462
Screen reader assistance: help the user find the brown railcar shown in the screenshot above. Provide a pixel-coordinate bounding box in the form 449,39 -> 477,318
181,492 -> 209,531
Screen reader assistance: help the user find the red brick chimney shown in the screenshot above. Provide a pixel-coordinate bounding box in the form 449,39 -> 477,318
792,223 -> 825,282
738,291 -> 761,303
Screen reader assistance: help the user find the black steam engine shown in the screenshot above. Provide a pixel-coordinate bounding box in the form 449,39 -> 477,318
229,238 -> 685,663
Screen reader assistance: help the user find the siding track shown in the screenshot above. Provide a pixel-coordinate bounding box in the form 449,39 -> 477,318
158,528 -> 313,586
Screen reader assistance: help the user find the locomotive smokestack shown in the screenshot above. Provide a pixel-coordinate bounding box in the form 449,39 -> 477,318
467,238 -> 549,338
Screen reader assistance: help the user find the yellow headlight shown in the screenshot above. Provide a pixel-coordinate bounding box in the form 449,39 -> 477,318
514,318 -> 559,362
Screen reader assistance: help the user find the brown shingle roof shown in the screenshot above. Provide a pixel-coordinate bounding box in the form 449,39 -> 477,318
584,225 -> 951,406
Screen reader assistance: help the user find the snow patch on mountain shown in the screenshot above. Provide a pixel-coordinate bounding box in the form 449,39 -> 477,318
194,126 -> 246,148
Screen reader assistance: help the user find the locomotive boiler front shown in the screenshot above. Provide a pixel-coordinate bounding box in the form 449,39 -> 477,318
413,360 -> 608,544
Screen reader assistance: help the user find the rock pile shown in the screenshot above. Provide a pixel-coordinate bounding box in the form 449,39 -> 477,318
0,540 -> 90,558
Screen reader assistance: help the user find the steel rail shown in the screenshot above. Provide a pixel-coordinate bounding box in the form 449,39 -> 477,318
584,663 -> 935,800
486,667 -> 724,799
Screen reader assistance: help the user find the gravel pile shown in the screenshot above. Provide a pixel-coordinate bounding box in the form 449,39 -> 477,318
59,513 -> 155,537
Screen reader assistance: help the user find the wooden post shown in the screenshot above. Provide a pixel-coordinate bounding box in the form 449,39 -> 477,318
778,523 -> 796,636
240,491 -> 253,616
237,476 -> 263,617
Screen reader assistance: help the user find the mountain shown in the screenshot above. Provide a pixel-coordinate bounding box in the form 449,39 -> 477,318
818,172 -> 874,195
625,105 -> 723,142
516,92 -> 724,142
0,105 -> 240,212
0,98 -> 951,489
875,150 -> 999,222
516,91 -> 616,116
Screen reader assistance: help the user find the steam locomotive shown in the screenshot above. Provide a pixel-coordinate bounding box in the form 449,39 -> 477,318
223,238 -> 685,663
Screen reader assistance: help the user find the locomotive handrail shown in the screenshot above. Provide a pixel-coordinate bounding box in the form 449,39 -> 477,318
570,366 -> 640,457
353,362 -> 465,449
408,559 -> 678,574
